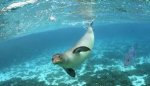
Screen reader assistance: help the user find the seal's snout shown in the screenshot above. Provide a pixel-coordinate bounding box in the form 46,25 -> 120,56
52,54 -> 62,64
52,56 -> 58,64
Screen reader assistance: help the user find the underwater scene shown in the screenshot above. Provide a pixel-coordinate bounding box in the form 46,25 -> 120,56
0,0 -> 150,86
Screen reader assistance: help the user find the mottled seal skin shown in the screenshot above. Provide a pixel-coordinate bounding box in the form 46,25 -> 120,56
52,22 -> 94,77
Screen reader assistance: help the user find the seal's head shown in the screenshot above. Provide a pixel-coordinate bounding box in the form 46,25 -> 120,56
52,53 -> 64,64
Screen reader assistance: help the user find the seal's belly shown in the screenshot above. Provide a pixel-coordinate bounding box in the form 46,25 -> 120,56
61,26 -> 94,68
63,51 -> 90,68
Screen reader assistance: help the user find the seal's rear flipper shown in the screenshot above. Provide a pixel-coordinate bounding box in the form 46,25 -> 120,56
64,68 -> 75,77
90,20 -> 94,27
73,46 -> 90,54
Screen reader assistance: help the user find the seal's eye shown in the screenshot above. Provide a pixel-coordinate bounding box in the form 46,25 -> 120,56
58,55 -> 61,58
52,53 -> 62,60
56,53 -> 62,57
58,55 -> 63,60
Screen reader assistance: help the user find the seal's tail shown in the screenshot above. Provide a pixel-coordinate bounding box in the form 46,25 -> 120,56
89,20 -> 94,27
85,19 -> 94,30
86,19 -> 94,33
88,19 -> 94,28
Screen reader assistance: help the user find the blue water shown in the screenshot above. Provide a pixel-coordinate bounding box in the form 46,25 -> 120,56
0,0 -> 150,86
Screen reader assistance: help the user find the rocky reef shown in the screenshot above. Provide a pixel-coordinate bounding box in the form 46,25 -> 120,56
80,70 -> 132,86
0,78 -> 47,86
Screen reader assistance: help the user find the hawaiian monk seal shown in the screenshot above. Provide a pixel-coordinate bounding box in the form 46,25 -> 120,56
52,21 -> 94,77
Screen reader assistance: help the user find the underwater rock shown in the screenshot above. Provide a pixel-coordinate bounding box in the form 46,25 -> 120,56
135,63 -> 150,75
125,63 -> 150,77
145,76 -> 150,86
0,78 -> 47,86
127,63 -> 150,76
80,70 -> 132,86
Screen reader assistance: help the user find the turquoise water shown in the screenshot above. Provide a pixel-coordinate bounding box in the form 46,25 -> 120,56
0,0 -> 150,86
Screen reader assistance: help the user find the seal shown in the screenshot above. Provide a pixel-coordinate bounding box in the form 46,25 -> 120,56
52,21 -> 94,77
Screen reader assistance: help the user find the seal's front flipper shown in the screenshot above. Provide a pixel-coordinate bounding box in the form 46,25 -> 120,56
64,68 -> 76,77
73,46 -> 90,54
